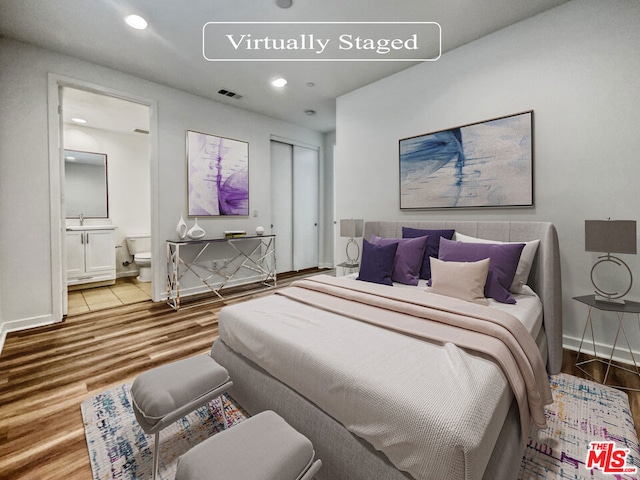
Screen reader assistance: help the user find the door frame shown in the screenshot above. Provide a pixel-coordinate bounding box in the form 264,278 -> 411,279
47,74 -> 159,317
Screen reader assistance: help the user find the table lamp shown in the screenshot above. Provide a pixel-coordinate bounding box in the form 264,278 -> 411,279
340,219 -> 364,265
585,219 -> 637,304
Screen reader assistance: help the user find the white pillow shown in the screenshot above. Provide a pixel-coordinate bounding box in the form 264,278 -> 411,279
454,232 -> 539,294
429,257 -> 489,306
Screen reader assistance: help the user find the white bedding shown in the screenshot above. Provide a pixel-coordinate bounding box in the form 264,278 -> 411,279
218,277 -> 543,480
344,272 -> 544,338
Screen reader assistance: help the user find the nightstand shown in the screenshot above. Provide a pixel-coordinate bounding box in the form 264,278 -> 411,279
337,261 -> 359,276
573,294 -> 640,391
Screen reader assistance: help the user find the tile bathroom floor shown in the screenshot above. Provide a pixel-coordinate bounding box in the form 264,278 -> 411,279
67,277 -> 152,315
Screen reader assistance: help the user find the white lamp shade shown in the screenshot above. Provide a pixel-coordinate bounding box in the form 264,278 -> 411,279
340,219 -> 364,238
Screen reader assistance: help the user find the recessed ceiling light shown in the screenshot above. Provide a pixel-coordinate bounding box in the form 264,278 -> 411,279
65,156 -> 76,161
71,117 -> 87,124
305,110 -> 316,116
306,82 -> 315,88
271,78 -> 288,88
125,14 -> 148,30
275,0 -> 293,8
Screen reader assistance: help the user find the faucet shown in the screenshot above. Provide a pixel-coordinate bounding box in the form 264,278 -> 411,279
79,213 -> 84,226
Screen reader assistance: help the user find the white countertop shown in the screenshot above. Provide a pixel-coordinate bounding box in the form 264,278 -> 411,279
66,225 -> 117,231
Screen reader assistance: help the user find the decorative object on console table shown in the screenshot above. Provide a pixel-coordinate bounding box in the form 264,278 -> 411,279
340,218 -> 364,265
187,218 -> 206,239
573,294 -> 640,391
176,213 -> 187,240
224,230 -> 246,238
585,219 -> 637,304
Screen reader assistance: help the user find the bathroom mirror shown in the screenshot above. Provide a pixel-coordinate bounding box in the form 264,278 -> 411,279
64,149 -> 109,218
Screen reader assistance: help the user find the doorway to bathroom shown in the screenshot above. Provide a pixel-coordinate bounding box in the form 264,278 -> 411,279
61,86 -> 152,315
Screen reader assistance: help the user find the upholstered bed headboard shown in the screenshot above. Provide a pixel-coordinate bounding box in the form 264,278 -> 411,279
363,221 -> 563,374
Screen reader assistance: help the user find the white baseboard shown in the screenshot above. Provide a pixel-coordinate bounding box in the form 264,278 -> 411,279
0,314 -> 61,355
564,334 -> 640,367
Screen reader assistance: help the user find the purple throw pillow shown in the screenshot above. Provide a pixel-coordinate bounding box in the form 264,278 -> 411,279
370,234 -> 428,286
402,227 -> 455,280
357,239 -> 398,286
438,238 -> 525,304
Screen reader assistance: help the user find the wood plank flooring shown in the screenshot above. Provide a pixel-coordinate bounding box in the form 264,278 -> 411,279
0,269 -> 323,480
1,270 -> 639,479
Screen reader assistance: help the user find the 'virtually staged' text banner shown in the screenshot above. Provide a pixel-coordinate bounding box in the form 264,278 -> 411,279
203,22 -> 441,61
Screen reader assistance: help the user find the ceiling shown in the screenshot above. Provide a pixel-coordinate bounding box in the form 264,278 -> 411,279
0,0 -> 568,133
62,87 -> 151,136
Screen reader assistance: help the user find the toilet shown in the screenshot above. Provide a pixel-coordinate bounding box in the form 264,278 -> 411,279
126,234 -> 152,283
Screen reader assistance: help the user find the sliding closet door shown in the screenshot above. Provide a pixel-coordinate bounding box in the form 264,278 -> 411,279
270,141 -> 319,273
292,145 -> 319,270
270,141 -> 293,273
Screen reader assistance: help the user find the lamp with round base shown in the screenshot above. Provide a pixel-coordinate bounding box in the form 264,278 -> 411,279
340,218 -> 364,267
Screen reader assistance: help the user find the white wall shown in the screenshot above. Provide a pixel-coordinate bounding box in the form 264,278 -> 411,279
0,37 -> 324,343
335,0 -> 640,361
321,130 -> 337,268
65,124 -> 151,277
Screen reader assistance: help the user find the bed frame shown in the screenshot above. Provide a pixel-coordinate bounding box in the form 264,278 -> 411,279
211,220 -> 562,480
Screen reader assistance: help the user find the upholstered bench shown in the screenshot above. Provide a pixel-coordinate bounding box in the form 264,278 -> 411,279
175,410 -> 322,480
131,355 -> 233,480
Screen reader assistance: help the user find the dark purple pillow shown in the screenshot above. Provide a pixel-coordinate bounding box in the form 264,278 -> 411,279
357,239 -> 398,286
438,238 -> 525,304
402,227 -> 455,280
369,235 -> 428,286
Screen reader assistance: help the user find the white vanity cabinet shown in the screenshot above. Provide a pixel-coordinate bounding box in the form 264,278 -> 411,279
66,228 -> 116,286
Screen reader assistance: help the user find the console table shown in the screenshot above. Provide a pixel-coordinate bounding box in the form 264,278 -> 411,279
167,235 -> 276,310
573,294 -> 640,391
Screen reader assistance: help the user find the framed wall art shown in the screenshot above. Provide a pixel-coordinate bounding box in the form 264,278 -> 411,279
187,130 -> 249,216
399,110 -> 533,210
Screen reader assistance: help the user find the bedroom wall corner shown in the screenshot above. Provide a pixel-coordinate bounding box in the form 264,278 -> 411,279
334,0 -> 640,360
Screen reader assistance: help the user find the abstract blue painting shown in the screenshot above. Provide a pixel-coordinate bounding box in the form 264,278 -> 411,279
399,111 -> 533,209
187,130 -> 249,216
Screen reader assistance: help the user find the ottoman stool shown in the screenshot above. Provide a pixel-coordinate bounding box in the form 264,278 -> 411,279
131,355 -> 233,480
175,410 -> 322,480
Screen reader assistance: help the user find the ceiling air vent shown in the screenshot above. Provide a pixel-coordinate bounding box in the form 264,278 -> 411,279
218,89 -> 243,100
133,128 -> 149,134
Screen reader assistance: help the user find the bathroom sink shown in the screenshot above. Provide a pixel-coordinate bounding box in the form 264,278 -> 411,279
66,225 -> 117,231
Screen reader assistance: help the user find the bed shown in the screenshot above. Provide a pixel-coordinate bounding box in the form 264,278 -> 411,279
210,220 -> 562,480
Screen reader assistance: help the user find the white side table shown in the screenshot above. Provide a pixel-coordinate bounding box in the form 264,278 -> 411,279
574,294 -> 640,391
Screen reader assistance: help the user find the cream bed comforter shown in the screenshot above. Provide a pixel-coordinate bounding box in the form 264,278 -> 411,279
218,275 -> 550,480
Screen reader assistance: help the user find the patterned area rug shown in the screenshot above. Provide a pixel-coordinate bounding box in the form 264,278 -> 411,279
81,386 -> 248,480
519,373 -> 639,479
82,373 -> 639,480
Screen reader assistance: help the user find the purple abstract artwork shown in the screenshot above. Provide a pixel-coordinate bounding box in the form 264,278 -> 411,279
187,130 -> 249,216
